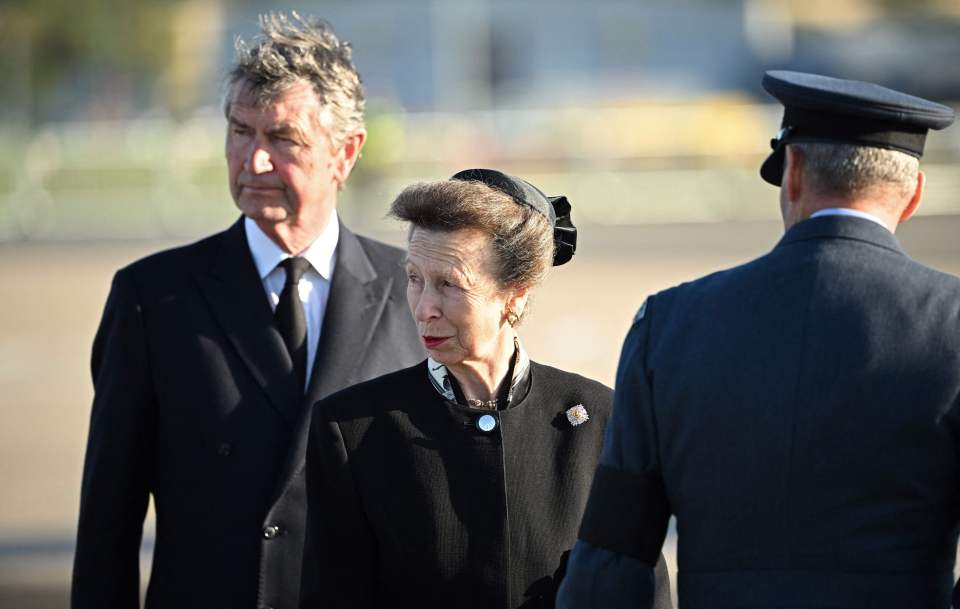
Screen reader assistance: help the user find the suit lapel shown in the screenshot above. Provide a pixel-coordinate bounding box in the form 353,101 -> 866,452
268,224 -> 398,504
304,222 -> 394,406
195,218 -> 302,425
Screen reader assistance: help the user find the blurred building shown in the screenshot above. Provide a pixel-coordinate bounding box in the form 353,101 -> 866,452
4,0 -> 960,124
0,0 -> 959,241
219,0 -> 960,113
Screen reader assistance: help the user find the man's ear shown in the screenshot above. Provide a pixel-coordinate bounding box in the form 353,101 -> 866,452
784,145 -> 805,204
898,169 -> 924,225
334,129 -> 367,187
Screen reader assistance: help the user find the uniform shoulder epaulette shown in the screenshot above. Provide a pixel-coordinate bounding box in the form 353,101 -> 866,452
633,297 -> 649,324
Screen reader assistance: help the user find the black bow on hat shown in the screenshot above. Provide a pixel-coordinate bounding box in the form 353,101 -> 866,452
451,168 -> 577,266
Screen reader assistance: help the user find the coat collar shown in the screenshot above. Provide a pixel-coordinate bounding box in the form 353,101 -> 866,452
195,217 -> 303,424
196,215 -> 404,509
427,339 -> 531,409
303,218 -> 384,406
194,217 -> 392,426
776,214 -> 906,257
272,220 -> 397,505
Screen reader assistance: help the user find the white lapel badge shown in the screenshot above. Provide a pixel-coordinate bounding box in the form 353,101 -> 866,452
566,404 -> 589,427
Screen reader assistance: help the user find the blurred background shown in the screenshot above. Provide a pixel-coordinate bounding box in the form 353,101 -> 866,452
1,0 -> 959,606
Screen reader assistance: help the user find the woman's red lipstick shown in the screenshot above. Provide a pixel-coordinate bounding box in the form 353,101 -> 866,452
423,336 -> 449,349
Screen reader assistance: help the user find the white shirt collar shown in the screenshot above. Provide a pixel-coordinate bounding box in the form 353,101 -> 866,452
244,213 -> 340,280
810,208 -> 890,232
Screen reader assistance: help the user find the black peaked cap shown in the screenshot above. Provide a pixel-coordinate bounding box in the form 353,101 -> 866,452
760,70 -> 955,186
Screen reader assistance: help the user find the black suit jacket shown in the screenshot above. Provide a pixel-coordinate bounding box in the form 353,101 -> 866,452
72,217 -> 424,609
560,215 -> 960,609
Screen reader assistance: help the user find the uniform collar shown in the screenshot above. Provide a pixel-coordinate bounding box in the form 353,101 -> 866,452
244,213 -> 340,280
778,213 -> 905,257
810,207 -> 889,232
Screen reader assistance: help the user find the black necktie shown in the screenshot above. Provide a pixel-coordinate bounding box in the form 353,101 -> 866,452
275,257 -> 311,391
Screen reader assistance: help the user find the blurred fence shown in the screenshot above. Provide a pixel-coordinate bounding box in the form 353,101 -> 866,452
3,98 -> 959,242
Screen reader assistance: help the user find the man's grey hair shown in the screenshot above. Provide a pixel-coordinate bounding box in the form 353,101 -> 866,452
793,142 -> 920,201
224,12 -> 365,147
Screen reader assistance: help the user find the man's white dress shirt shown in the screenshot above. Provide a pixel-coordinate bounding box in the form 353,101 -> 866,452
244,215 -> 339,389
811,207 -> 890,232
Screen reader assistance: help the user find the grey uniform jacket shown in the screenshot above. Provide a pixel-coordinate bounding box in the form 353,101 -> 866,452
560,215 -> 960,609
72,217 -> 424,609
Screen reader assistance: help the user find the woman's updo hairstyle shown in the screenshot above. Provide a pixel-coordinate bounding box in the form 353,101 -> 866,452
389,169 -> 577,293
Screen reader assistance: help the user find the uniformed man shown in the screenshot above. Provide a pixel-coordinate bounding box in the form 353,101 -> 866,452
557,71 -> 959,609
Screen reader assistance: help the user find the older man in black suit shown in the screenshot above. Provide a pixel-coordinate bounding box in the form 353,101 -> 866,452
71,13 -> 423,609
559,71 -> 959,609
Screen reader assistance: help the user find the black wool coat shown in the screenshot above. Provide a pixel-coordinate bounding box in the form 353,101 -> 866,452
72,218 -> 424,609
301,360 -> 672,609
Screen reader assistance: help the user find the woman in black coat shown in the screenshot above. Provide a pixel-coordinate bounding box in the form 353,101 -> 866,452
300,169 -> 672,609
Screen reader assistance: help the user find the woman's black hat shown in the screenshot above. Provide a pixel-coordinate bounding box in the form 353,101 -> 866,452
451,168 -> 577,266
760,70 -> 955,186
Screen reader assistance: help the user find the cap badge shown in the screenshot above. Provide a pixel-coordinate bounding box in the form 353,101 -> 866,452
770,126 -> 793,150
